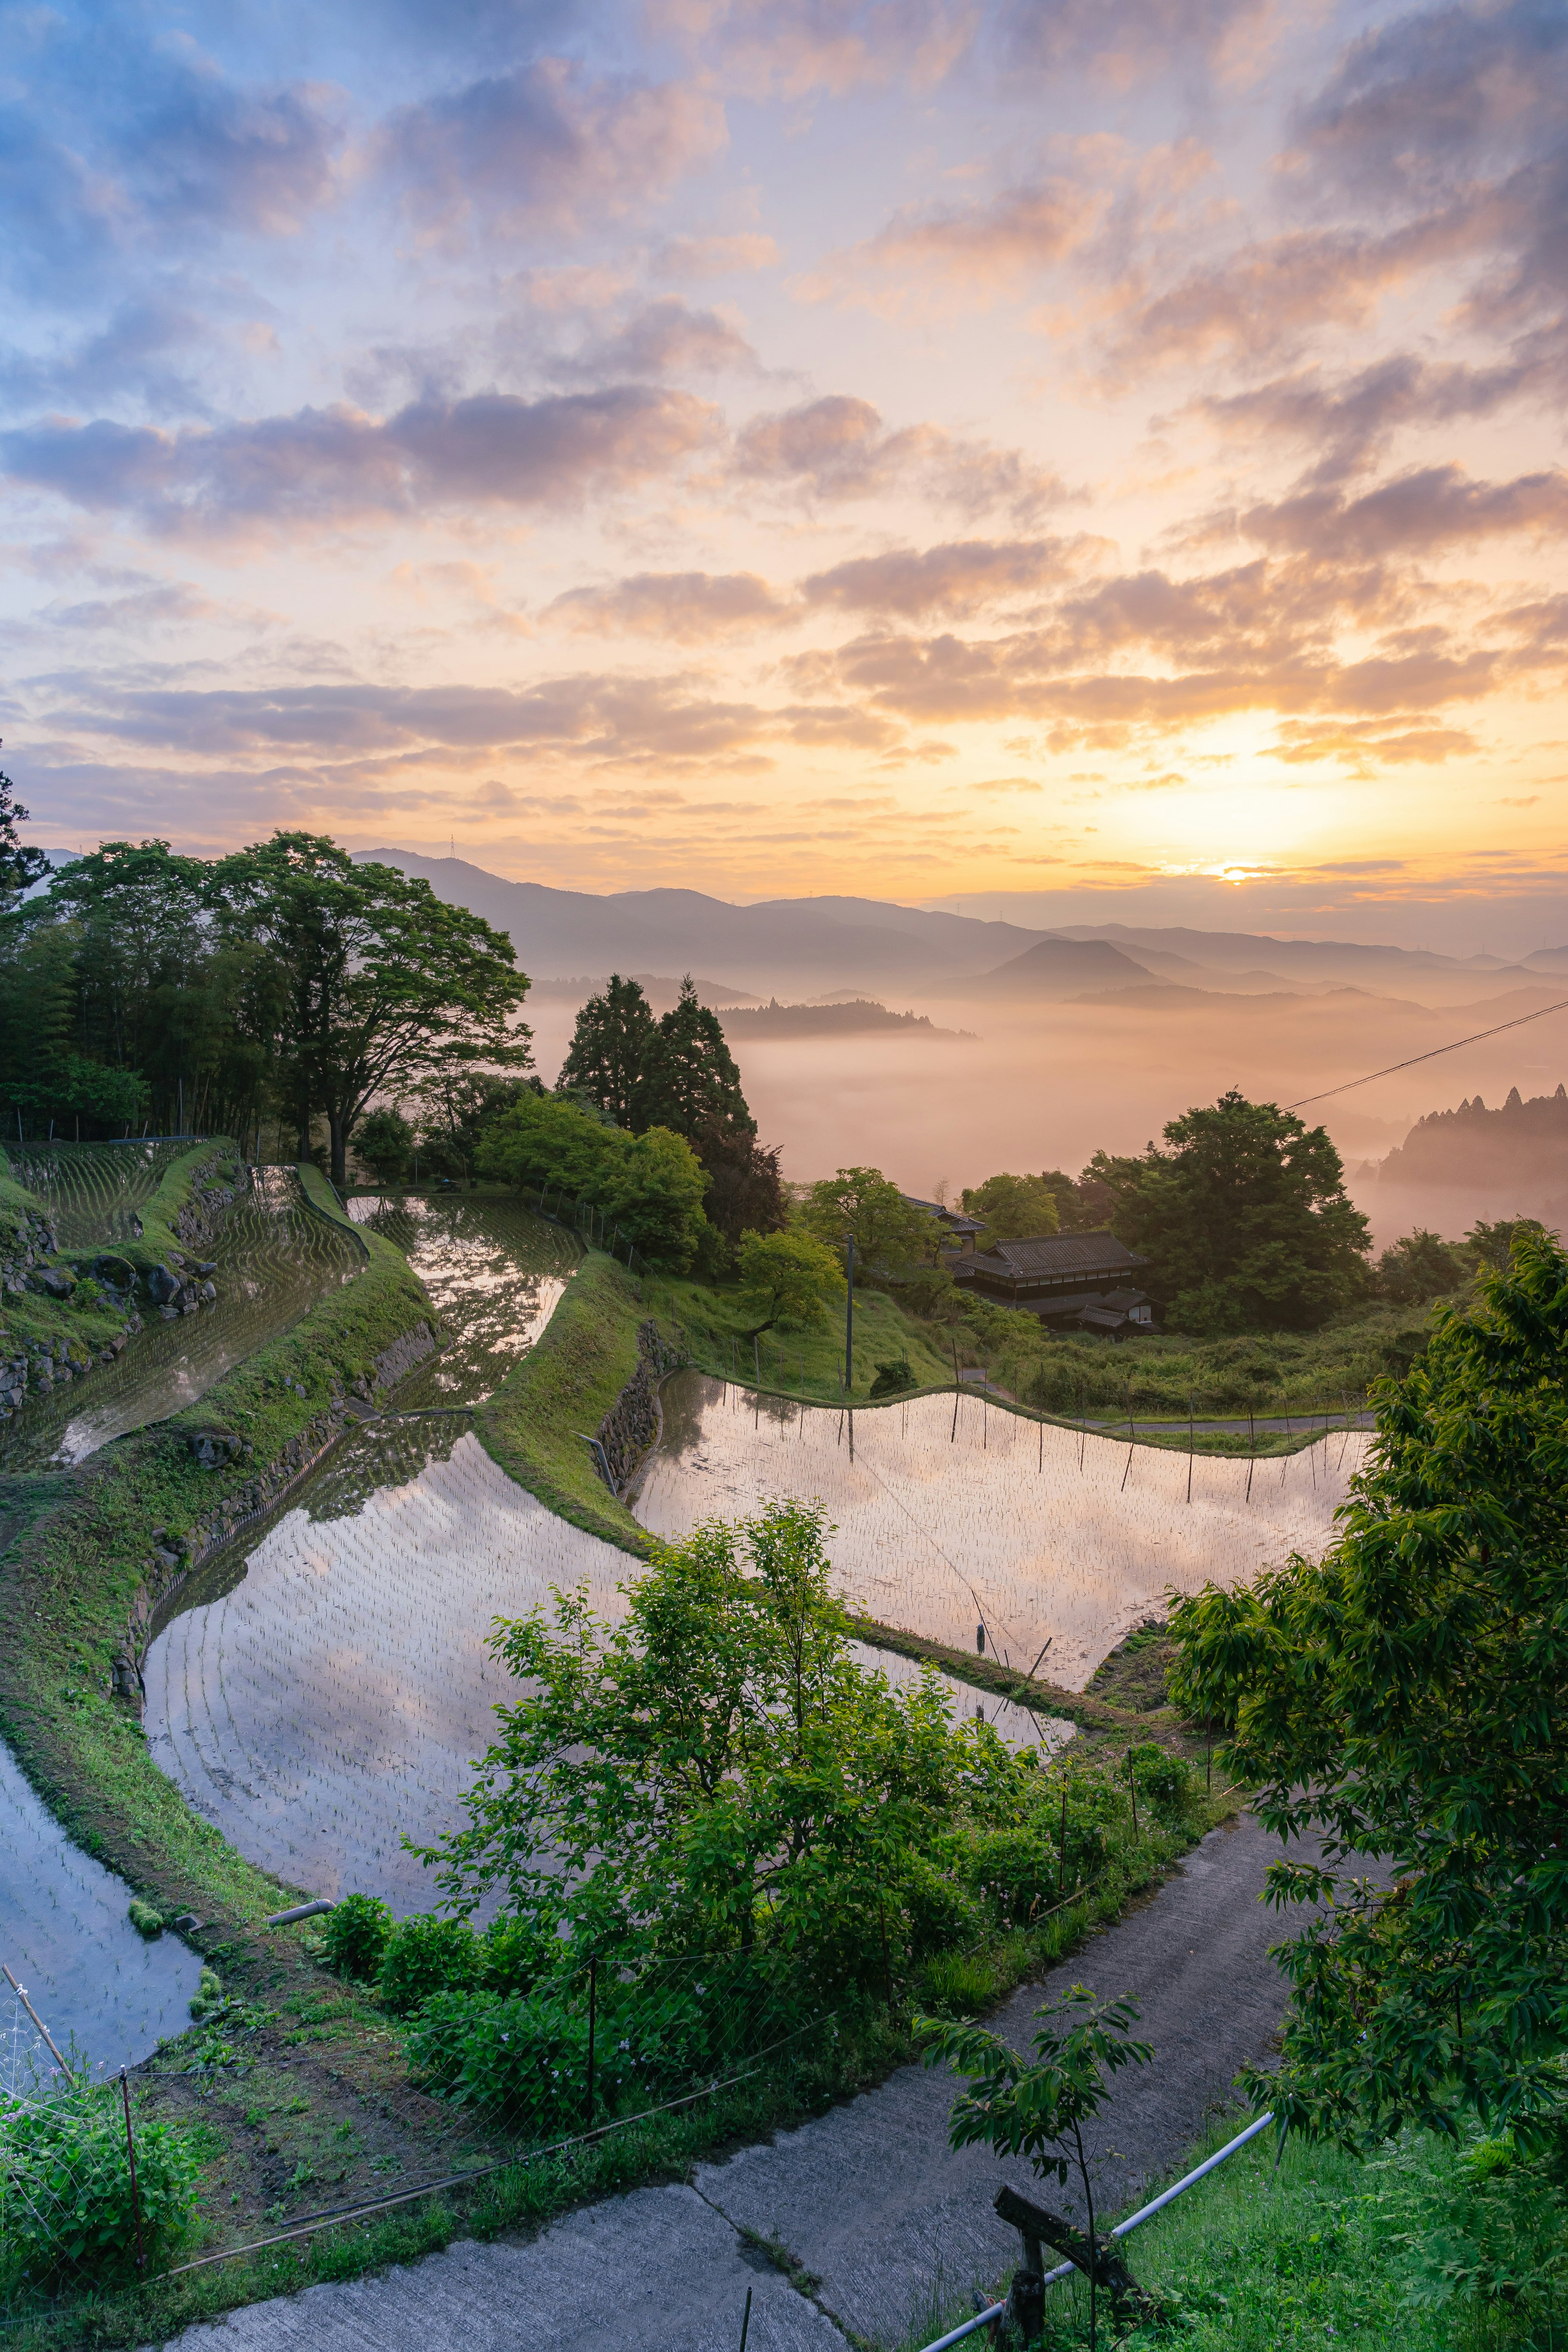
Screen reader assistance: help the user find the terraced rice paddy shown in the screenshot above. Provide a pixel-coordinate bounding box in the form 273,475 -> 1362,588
0,1167 -> 365,1473
7,1138 -> 185,1246
346,1192 -> 577,1405
630,1375 -> 1371,1690
0,1733 -> 203,2084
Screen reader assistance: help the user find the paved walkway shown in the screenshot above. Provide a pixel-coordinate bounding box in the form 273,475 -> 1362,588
154,1814 -> 1301,2352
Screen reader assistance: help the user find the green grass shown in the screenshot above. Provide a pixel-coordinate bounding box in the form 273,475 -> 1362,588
644,1267 -> 957,1404
895,2116 -> 1559,2352
474,1247 -> 650,1553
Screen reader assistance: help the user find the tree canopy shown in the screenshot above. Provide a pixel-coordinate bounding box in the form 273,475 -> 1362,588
0,748 -> 49,902
1168,1229 -> 1568,2155
558,974 -> 660,1129
801,1166 -> 936,1268
1084,1090 -> 1370,1332
214,833 -> 532,1185
961,1171 -> 1062,1243
639,976 -> 753,1143
735,1229 -> 846,1337
474,1088 -> 709,1266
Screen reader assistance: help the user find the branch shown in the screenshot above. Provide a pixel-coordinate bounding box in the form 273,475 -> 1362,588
993,2185 -> 1160,2318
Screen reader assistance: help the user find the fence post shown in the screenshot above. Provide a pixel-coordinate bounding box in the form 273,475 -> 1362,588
120,2068 -> 146,2273
1059,1784 -> 1068,1900
586,1958 -> 597,2129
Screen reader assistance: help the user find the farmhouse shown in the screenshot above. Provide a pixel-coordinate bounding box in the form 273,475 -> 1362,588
947,1231 -> 1155,1336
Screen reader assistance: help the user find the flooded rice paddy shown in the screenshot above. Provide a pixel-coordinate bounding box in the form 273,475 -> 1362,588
7,1137 -> 186,1247
0,1736 -> 203,2085
630,1375 -> 1370,1690
146,1197 -> 583,1913
0,1167 -> 365,1472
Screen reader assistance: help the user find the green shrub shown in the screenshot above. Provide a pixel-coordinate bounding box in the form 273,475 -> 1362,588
189,1967 -> 223,2020
319,1892 -> 392,1982
376,1913 -> 481,2017
870,1356 -> 916,1396
126,1898 -> 163,1939
0,2084 -> 200,2283
1129,1742 -> 1194,1820
920,1949 -> 998,2018
478,1913 -> 558,1998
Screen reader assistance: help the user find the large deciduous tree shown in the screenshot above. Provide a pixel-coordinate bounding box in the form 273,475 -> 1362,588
215,834 -> 532,1186
1168,1229 -> 1568,2154
1084,1091 -> 1370,1332
802,1166 -> 935,1268
0,749 -> 48,902
961,1171 -> 1061,1243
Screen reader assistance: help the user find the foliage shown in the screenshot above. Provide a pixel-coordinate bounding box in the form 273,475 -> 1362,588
474,1089 -> 709,1267
376,1913 -> 482,2018
639,976 -> 753,1144
735,1228 -> 846,1337
690,1119 -> 786,1247
127,1898 -> 163,1938
1083,1091 -> 1371,1333
409,1071 -> 538,1184
417,1502 -> 1140,1990
1375,1227 -> 1467,1305
961,1172 -> 1061,1242
920,1986 -> 1154,2348
0,745 -> 49,900
1467,1216 -> 1546,1272
801,1165 -> 936,1270
870,1356 -> 916,1396
558,974 -> 661,1128
1039,1167 -> 1103,1234
1379,2120 -> 1568,2315
320,1892 -> 393,1981
1168,1228 -> 1568,2162
215,833 -> 532,1185
352,1107 -> 414,1185
0,2082 -> 201,2282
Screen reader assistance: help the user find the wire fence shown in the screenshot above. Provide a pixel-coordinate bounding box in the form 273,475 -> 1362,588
521,1183 -> 655,1282
0,1939 -> 833,2328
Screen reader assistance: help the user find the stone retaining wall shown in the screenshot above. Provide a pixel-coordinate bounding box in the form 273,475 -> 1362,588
597,1317 -> 684,1491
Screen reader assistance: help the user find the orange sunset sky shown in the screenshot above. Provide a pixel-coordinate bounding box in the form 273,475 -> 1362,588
3,0 -> 1565,945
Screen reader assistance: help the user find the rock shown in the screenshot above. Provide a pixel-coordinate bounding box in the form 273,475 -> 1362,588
159,1303 -> 179,1322
146,1265 -> 182,1306
199,1280 -> 217,1302
194,1261 -> 217,1277
189,1429 -> 242,1468
30,1267 -> 76,1298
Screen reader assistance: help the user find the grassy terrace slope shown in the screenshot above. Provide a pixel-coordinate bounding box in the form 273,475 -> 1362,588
0,1186 -> 435,1936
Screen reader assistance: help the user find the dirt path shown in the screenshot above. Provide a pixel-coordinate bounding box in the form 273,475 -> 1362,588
154,1811 -> 1307,2352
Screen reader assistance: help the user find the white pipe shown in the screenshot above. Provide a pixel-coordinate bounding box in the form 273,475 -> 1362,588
911,2112 -> 1276,2352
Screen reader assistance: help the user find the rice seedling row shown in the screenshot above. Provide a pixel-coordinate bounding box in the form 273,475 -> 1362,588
6,1140 -> 187,1247
0,1169 -> 364,1474
631,1374 -> 1369,1691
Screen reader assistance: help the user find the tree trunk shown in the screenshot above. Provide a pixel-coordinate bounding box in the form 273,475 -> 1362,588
329,1110 -> 348,1189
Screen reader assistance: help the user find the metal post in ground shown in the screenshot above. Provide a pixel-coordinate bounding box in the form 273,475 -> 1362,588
120,2068 -> 146,2272
844,1232 -> 855,1395
1187,1394 -> 1194,1503
1059,1784 -> 1068,1900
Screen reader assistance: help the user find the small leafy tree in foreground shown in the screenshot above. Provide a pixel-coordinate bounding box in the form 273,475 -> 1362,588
1169,1227 -> 1568,2162
0,2082 -> 201,2283
736,1229 -> 845,1337
919,1987 -> 1153,2350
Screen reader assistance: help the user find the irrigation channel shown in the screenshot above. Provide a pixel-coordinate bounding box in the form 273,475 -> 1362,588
0,1158 -> 364,1474
630,1372 -> 1370,1692
143,1203 -> 1056,1921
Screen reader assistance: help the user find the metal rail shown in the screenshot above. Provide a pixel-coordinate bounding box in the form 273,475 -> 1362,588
913,2111 -> 1276,2352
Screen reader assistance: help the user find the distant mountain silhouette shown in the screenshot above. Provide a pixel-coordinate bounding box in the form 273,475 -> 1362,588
1379,1086 -> 1568,1194
959,937 -> 1156,997
355,851 -> 1051,990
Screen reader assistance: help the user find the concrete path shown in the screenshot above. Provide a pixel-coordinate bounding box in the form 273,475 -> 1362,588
153,1813 -> 1301,2352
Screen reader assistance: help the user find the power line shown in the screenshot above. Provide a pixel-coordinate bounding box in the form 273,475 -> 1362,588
1285,993 -> 1568,1109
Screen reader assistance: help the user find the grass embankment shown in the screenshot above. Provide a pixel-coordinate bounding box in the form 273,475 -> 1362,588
899,2112 -> 1534,2352
0,1157 -> 139,1383
644,1265 -> 956,1402
476,1246 -> 650,1552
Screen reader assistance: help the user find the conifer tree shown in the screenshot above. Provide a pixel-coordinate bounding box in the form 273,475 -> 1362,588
642,976 -> 754,1143
558,974 -> 658,1127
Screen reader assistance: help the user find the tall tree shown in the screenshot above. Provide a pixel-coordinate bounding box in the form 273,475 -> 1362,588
961,1172 -> 1061,1243
1169,1230 -> 1568,2157
802,1166 -> 935,1268
558,975 -> 659,1127
641,977 -> 753,1142
215,833 -> 532,1187
1083,1091 -> 1370,1332
692,1120 -> 786,1245
0,747 -> 48,902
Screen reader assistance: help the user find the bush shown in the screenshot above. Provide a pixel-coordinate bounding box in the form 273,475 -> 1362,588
478,1912 -> 558,1998
1129,1741 -> 1194,1821
126,1898 -> 163,1939
319,1891 -> 392,1982
376,1913 -> 482,2017
870,1356 -> 916,1396
0,2084 -> 200,2283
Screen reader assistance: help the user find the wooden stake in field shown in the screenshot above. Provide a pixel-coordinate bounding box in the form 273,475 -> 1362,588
1187,1393 -> 1194,1503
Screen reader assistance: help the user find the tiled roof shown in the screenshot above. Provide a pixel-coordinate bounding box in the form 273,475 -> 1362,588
989,1231 -> 1146,1276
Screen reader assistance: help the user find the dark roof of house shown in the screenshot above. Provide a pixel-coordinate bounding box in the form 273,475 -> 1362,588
964,1230 -> 1147,1278
903,1194 -> 987,1237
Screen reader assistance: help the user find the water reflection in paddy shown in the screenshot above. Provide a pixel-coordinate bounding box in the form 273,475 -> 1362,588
631,1374 -> 1370,1690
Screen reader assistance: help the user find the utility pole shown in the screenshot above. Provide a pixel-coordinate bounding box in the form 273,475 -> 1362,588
844,1232 -> 855,1397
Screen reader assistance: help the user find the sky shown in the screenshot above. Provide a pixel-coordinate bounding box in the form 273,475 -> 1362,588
2,0 -> 1566,943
